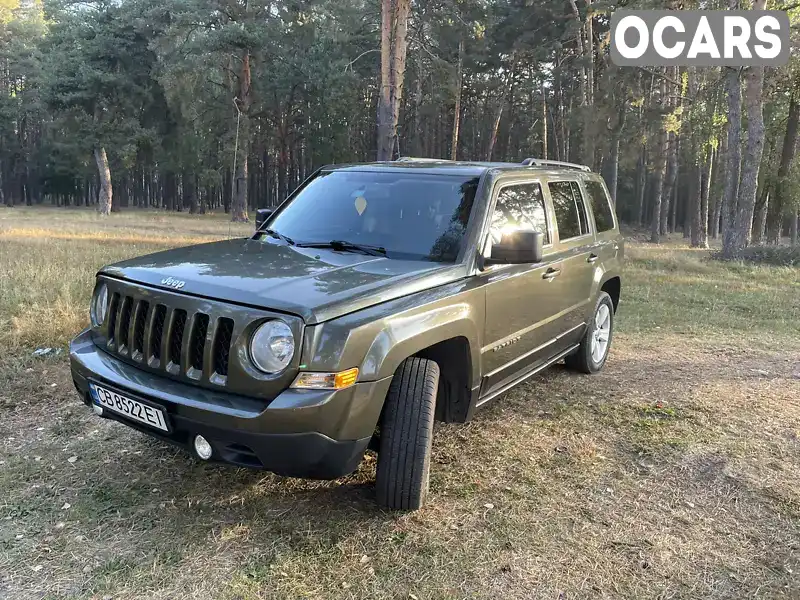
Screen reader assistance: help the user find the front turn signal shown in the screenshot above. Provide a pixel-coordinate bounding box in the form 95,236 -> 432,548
290,367 -> 359,390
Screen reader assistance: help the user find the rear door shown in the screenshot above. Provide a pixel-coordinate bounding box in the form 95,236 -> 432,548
581,177 -> 621,267
545,179 -> 596,346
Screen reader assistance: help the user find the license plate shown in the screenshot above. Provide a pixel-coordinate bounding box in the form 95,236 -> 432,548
90,383 -> 169,432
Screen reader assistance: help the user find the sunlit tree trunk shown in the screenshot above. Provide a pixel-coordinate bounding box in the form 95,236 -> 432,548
376,0 -> 410,160
94,146 -> 112,216
731,57 -> 765,252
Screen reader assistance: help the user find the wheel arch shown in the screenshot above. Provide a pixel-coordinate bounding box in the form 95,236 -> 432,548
600,275 -> 621,312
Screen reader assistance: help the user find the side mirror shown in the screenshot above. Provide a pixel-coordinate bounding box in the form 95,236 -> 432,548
486,230 -> 544,265
255,208 -> 273,230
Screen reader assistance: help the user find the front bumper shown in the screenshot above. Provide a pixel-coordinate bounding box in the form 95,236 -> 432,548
70,328 -> 392,479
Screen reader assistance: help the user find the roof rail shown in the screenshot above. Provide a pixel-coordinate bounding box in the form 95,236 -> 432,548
395,156 -> 452,162
521,158 -> 591,172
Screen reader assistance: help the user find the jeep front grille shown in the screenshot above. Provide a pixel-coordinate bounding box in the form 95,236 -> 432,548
212,318 -> 234,377
105,294 -> 234,387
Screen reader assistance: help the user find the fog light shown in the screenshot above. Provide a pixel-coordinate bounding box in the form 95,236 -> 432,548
92,403 -> 103,416
194,435 -> 213,460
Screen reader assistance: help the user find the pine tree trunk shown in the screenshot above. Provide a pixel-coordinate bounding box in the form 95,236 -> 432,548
661,67 -> 680,236
376,0 -> 394,160
699,150 -> 713,247
650,77 -> 668,243
607,102 -> 625,206
636,146 -> 646,225
94,146 -> 112,216
661,132 -> 678,235
412,51 -> 424,156
752,187 -> 768,244
541,80 -> 548,159
712,134 -> 725,239
728,56 -> 765,255
376,0 -> 410,160
767,89 -> 799,244
690,158 -> 702,245
390,0 -> 410,157
0,163 -> 7,207
486,104 -> 503,160
609,138 -> 620,206
231,50 -> 251,222
451,38 -> 463,160
186,173 -> 197,214
721,67 -> 742,255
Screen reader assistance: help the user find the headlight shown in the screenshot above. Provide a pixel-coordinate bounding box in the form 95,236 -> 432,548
249,320 -> 295,373
91,283 -> 109,327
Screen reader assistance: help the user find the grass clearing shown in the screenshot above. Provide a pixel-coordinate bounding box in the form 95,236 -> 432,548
1,207 -> 799,599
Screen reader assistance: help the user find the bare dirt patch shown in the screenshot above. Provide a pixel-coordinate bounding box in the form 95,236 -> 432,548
1,209 -> 798,599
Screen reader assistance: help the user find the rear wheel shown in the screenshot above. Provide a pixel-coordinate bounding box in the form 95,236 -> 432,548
565,291 -> 614,374
375,357 -> 439,511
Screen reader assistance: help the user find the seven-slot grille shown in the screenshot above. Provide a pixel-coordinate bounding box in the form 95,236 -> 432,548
104,292 -> 233,386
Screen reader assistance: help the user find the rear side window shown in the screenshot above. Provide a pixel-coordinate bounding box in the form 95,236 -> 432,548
584,180 -> 616,232
490,182 -> 550,245
549,181 -> 590,241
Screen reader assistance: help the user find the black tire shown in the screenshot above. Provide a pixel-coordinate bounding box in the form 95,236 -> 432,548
375,357 -> 439,511
565,291 -> 614,374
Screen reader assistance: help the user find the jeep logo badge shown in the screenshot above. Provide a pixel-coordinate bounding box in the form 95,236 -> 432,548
160,277 -> 186,289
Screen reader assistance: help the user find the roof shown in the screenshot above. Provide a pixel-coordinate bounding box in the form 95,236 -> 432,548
322,158 -> 594,177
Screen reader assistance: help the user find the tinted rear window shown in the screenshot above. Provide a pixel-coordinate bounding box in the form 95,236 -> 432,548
584,180 -> 616,232
265,171 -> 480,262
549,181 -> 590,240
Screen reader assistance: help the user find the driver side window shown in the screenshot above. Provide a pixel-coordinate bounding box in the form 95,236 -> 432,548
489,182 -> 550,245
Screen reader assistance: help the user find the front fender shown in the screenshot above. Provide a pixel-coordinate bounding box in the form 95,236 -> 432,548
300,280 -> 485,389
361,302 -> 480,382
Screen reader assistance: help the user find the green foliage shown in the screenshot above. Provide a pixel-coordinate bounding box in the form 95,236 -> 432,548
0,0 -> 797,233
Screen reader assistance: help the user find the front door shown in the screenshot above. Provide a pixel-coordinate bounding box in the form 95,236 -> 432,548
480,180 -> 566,397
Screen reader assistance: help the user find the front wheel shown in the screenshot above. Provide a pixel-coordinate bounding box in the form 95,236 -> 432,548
375,357 -> 439,511
565,291 -> 614,374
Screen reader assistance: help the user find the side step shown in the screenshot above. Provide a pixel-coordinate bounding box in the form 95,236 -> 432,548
475,344 -> 580,409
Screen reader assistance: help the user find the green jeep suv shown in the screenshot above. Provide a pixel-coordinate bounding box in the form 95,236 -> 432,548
70,158 -> 623,510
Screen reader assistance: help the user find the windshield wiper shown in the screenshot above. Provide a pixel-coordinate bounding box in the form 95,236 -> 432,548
262,228 -> 295,246
297,240 -> 387,257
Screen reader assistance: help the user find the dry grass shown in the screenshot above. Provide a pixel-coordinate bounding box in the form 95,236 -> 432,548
0,207 -> 252,351
1,207 -> 799,599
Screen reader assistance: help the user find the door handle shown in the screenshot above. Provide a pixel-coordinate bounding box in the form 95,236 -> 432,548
542,267 -> 561,280
587,253 -> 599,264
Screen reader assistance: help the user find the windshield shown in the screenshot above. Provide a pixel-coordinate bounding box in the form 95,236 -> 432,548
260,170 -> 480,262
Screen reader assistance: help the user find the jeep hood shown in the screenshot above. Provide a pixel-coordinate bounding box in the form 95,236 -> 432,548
100,238 -> 466,324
